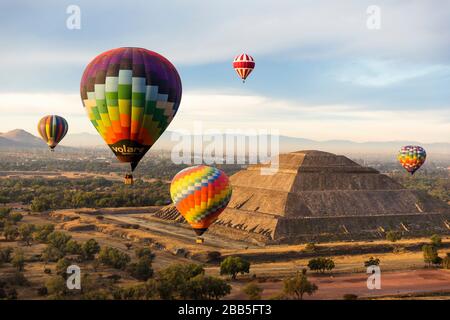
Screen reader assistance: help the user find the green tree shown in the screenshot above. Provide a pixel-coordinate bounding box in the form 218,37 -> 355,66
55,258 -> 71,278
65,240 -> 83,255
12,248 -> 25,271
386,231 -> 402,242
422,244 -> 441,266
304,242 -> 317,253
430,234 -> 442,248
45,276 -> 67,298
364,257 -> 380,268
82,239 -> 100,260
183,274 -> 231,300
220,256 -> 251,280
18,223 -> 35,246
47,231 -> 72,252
42,245 -> 64,263
0,247 -> 13,265
98,246 -> 130,270
127,257 -> 154,281
243,282 -> 263,300
0,207 -> 12,219
9,212 -> 23,223
308,257 -> 335,273
442,254 -> 450,269
283,269 -> 318,300
156,263 -> 205,299
3,223 -> 18,241
33,224 -> 55,242
135,247 -> 155,261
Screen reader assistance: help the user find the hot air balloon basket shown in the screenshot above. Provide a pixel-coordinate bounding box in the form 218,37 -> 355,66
124,174 -> 134,185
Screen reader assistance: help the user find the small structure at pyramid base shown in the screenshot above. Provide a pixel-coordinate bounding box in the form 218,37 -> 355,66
154,151 -> 450,244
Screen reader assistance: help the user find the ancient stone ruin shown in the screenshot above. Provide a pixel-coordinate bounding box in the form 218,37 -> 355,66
154,150 -> 450,244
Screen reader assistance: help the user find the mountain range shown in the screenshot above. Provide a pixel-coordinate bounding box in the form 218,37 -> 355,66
1,129 -> 449,160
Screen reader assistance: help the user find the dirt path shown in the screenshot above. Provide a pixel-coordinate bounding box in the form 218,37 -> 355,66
228,269 -> 450,299
104,214 -> 256,251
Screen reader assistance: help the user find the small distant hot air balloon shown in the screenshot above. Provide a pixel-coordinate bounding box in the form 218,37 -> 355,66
170,165 -> 232,243
398,145 -> 426,175
37,115 -> 68,151
80,47 -> 182,184
233,53 -> 255,82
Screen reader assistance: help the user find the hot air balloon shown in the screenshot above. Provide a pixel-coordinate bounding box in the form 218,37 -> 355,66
233,53 -> 255,82
37,115 -> 68,151
80,47 -> 182,183
398,145 -> 426,175
170,165 -> 232,243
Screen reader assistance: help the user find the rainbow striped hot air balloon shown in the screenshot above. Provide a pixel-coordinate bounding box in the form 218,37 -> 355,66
80,47 -> 182,183
170,165 -> 232,241
37,115 -> 68,151
233,53 -> 255,82
398,145 -> 426,175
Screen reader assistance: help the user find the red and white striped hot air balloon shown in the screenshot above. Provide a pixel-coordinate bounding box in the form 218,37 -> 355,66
233,53 -> 255,82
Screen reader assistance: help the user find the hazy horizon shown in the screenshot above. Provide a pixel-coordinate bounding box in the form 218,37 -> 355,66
0,1 -> 449,143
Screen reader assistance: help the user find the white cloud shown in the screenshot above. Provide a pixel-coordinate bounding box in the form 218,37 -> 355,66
337,60 -> 450,87
1,1 -> 449,67
1,90 -> 448,143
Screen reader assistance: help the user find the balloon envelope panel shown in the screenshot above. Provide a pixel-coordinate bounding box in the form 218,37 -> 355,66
233,53 -> 255,81
80,47 -> 182,170
37,115 -> 68,149
398,145 -> 426,174
170,165 -> 232,236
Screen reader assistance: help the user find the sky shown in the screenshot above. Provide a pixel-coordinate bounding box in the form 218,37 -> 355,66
0,0 -> 449,143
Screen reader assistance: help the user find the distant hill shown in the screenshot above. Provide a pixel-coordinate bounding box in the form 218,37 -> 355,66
1,129 -> 449,160
0,129 -> 45,148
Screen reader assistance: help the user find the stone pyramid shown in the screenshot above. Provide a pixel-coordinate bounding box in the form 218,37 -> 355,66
209,150 -> 450,243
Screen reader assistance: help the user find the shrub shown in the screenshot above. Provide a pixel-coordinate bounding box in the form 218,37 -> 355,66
3,223 -> 18,241
127,257 -> 154,281
42,245 -> 64,263
304,243 -> 317,253
422,244 -> 440,266
283,269 -> 318,300
0,247 -> 13,264
135,247 -> 155,261
45,276 -> 67,298
308,257 -> 335,273
9,212 -> 23,223
37,286 -> 48,296
98,247 -> 130,270
386,231 -> 402,242
47,231 -> 72,252
243,282 -> 263,300
82,239 -> 100,260
430,234 -> 442,248
18,223 -> 35,245
442,254 -> 450,269
1,271 -> 30,286
364,257 -> 380,267
12,249 -> 25,271
206,251 -> 221,263
65,240 -> 83,255
33,224 -> 55,242
56,258 -> 71,278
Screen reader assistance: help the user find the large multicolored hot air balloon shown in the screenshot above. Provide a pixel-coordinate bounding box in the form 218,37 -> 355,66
80,47 -> 182,182
398,145 -> 426,175
170,165 -> 232,242
37,115 -> 68,151
233,53 -> 255,82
